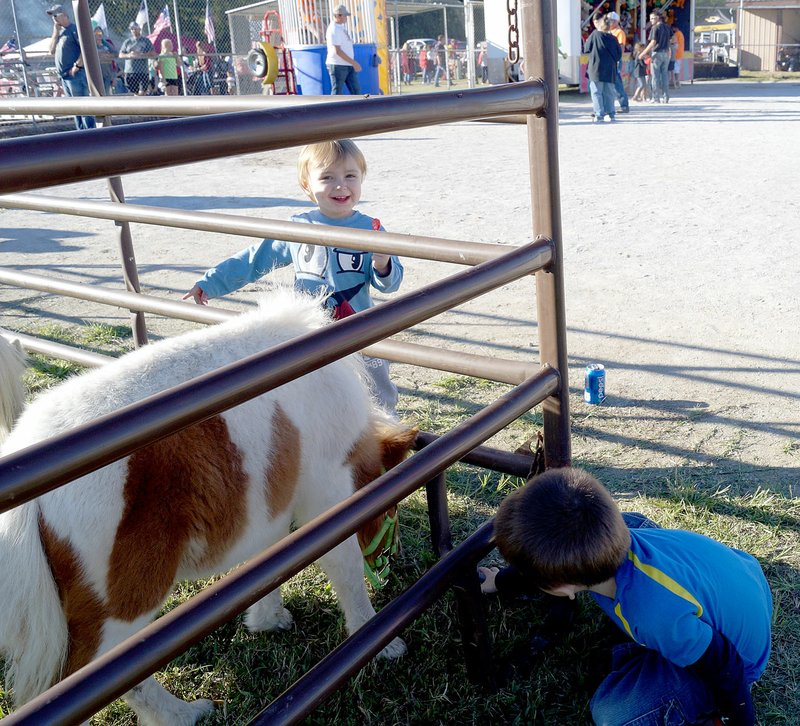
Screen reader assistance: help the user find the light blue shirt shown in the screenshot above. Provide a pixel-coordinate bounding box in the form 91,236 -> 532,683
197,209 -> 403,317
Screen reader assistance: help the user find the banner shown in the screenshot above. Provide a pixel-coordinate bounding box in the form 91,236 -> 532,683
135,0 -> 149,30
92,4 -> 108,33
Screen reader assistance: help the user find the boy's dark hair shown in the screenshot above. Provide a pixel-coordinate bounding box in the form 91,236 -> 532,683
493,467 -> 630,589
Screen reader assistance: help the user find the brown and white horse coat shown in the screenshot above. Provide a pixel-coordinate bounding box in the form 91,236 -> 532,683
0,292 -> 415,725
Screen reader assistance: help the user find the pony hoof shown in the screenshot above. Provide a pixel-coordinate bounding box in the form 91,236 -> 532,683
378,636 -> 406,660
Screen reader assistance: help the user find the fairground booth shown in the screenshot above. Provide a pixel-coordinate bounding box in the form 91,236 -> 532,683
226,0 -> 389,95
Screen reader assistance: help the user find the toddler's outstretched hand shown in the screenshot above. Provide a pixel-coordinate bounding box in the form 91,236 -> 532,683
478,566 -> 500,594
372,253 -> 391,276
183,285 -> 208,305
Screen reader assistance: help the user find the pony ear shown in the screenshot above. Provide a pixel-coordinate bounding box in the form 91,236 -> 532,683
376,420 -> 419,472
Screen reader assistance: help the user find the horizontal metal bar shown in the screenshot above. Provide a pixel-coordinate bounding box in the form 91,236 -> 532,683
255,521 -> 496,725
0,330 -> 110,368
0,94 -> 358,117
0,194 -> 505,267
0,239 -> 552,511
0,268 -> 541,385
414,430 -> 537,478
0,82 -> 545,194
6,369 -> 555,726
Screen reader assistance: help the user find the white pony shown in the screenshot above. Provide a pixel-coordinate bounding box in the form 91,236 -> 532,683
0,291 -> 416,726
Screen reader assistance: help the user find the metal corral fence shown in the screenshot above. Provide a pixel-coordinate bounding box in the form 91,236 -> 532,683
0,0 -> 569,722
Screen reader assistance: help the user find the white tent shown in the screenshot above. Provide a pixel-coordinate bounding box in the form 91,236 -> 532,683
23,37 -> 53,56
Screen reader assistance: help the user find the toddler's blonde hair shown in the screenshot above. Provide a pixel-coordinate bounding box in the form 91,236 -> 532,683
297,140 -> 367,200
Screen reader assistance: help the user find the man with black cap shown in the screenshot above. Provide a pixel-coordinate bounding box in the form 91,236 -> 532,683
47,4 -> 96,130
119,21 -> 155,95
325,4 -> 361,95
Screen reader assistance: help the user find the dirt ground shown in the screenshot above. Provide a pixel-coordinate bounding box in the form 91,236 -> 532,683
1,79 -> 798,493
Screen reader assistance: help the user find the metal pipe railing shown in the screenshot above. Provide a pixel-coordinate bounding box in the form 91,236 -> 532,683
0,330 -> 110,368
5,368 -> 556,726
522,0 -> 572,468
0,269 -> 540,385
0,194 -> 507,267
0,81 -> 545,194
0,94 -> 357,117
255,522 -> 496,725
0,239 -> 553,511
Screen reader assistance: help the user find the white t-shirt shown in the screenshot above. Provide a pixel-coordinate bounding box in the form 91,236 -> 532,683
326,21 -> 355,66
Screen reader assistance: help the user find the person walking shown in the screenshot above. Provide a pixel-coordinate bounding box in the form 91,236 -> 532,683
606,11 -> 630,113
47,4 -> 95,130
326,4 -> 361,95
638,10 -> 671,103
584,14 -> 621,123
433,34 -> 446,87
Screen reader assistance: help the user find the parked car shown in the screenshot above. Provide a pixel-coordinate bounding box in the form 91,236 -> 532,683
405,38 -> 436,53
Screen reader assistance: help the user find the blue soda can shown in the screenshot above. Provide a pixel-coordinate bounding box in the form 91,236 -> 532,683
584,364 -> 606,404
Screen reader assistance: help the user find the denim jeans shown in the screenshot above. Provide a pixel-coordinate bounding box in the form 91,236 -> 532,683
328,64 -> 361,95
591,513 -> 718,725
361,355 -> 397,416
651,51 -> 671,102
589,80 -> 616,119
61,69 -> 96,130
433,64 -> 444,86
614,62 -> 629,109
590,643 -> 718,726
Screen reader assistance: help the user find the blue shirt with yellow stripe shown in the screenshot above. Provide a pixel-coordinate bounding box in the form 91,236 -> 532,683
591,528 -> 772,682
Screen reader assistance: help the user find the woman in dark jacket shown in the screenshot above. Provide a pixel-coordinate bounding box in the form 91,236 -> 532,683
584,15 -> 622,122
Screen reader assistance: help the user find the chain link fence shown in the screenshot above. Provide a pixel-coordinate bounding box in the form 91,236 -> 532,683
1,0 -> 248,99
1,0 -> 495,100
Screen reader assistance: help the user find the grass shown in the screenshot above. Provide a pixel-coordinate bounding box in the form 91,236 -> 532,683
1,325 -> 798,724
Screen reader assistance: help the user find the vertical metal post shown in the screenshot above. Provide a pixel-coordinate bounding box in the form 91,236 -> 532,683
465,0 -> 477,88
173,0 -> 189,97
74,0 -> 149,348
443,8 -> 452,88
520,0 -> 571,468
424,471 -> 495,687
9,0 -> 33,107
425,472 -> 452,557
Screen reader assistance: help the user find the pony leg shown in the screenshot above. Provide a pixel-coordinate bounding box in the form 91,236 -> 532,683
244,588 -> 294,633
123,676 -> 215,726
99,619 -> 215,726
316,537 -> 407,660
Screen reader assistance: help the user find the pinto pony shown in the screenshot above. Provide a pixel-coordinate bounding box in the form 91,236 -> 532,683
0,291 -> 416,725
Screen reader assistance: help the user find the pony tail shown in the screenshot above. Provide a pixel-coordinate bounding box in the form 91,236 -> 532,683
0,332 -> 27,445
0,506 -> 69,705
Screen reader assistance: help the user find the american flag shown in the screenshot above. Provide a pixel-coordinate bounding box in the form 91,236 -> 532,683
148,5 -> 172,42
0,35 -> 18,56
204,0 -> 216,46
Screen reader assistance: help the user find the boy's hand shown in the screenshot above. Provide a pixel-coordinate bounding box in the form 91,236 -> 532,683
372,253 -> 391,276
182,285 -> 208,305
478,566 -> 500,594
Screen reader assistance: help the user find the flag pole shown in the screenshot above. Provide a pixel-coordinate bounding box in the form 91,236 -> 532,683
9,0 -> 35,120
172,0 -> 188,96
143,0 -> 152,33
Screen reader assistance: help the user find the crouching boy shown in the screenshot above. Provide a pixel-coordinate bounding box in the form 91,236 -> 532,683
479,468 -> 772,726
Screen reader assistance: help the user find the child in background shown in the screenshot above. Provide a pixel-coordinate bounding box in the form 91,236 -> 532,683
156,38 -> 179,96
631,41 -> 648,101
479,468 -> 772,726
184,139 -> 404,414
